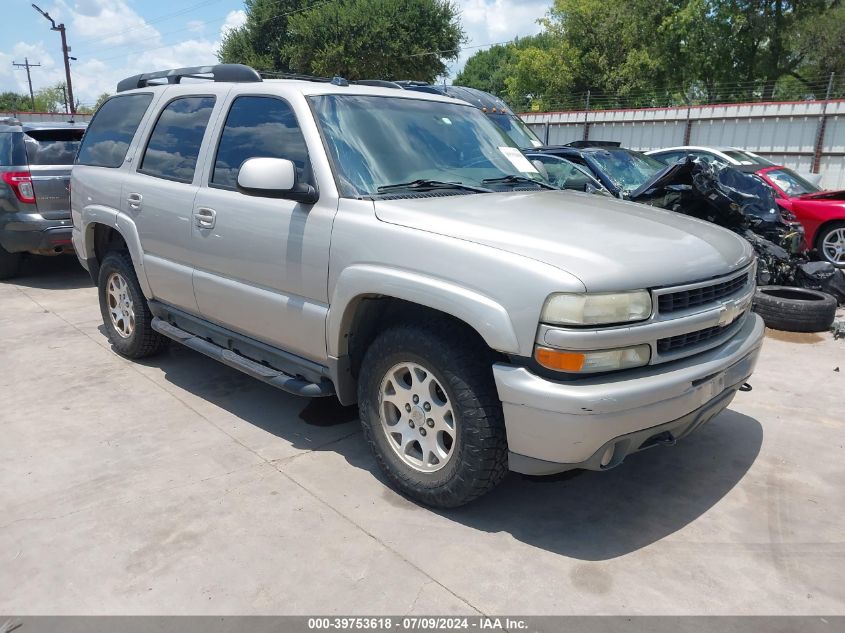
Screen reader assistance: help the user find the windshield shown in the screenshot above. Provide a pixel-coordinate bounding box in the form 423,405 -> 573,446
487,112 -> 543,149
767,168 -> 821,196
589,149 -> 665,193
24,128 -> 84,166
309,94 -> 546,198
722,149 -> 774,166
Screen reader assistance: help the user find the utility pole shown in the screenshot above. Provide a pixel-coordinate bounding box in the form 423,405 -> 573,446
12,58 -> 40,111
31,3 -> 75,114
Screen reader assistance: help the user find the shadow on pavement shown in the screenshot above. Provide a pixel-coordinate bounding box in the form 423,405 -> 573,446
5,254 -> 91,290
438,409 -> 762,561
133,338 -> 762,562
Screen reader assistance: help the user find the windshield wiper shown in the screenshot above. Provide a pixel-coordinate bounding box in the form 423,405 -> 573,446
481,174 -> 557,190
376,179 -> 491,194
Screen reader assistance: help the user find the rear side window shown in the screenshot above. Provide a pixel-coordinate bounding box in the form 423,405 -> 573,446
0,132 -> 27,166
140,96 -> 216,183
211,96 -> 311,189
24,128 -> 85,165
77,93 -> 152,168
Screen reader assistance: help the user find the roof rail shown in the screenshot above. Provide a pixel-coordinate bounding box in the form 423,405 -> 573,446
354,80 -> 402,89
117,63 -> 262,92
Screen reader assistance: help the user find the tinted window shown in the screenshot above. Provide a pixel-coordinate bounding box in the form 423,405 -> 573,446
141,96 -> 216,183
24,128 -> 84,165
310,94 -> 544,198
0,132 -> 27,166
77,94 -> 152,168
212,96 -> 310,189
652,151 -> 685,165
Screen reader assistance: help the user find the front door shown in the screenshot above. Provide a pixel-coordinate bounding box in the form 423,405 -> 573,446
190,94 -> 335,364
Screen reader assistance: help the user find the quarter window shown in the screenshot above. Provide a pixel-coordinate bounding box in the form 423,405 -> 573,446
212,96 -> 311,189
140,96 -> 216,183
76,93 -> 152,168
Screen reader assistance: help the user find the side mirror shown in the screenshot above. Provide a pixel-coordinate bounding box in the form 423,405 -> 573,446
237,157 -> 318,204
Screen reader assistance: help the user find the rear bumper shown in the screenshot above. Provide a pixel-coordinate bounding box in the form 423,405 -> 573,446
0,212 -> 73,254
494,313 -> 765,474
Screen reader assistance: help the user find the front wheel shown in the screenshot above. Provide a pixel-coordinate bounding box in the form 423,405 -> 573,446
97,251 -> 168,358
358,322 -> 508,508
817,222 -> 845,268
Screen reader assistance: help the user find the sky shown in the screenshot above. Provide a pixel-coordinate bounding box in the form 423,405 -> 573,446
0,0 -> 548,108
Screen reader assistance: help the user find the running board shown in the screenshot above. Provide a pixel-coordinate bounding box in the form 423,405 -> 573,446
151,317 -> 334,398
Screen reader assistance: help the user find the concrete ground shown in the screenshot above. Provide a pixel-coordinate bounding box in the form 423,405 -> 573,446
1,256 -> 843,616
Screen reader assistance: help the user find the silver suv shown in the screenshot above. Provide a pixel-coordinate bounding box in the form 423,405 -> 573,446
71,64 -> 765,507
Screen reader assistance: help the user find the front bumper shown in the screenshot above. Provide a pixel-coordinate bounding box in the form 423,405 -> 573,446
494,313 -> 765,475
0,212 -> 73,255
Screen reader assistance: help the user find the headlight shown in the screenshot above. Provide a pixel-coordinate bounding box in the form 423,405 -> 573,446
535,344 -> 651,373
541,291 -> 652,326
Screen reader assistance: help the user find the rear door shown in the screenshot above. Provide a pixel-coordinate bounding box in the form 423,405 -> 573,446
122,93 -> 221,314
24,127 -> 84,218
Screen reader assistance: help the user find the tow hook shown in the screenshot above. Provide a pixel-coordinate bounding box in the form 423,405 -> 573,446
739,382 -> 752,392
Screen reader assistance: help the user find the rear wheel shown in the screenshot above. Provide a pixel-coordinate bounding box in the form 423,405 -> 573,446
358,321 -> 508,508
752,285 -> 837,332
97,251 -> 168,358
816,222 -> 845,268
0,244 -> 22,280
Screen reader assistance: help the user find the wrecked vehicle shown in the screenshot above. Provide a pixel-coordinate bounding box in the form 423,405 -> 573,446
531,146 -> 843,330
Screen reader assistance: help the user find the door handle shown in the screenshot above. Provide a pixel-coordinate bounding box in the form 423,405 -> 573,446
127,192 -> 143,209
195,207 -> 216,229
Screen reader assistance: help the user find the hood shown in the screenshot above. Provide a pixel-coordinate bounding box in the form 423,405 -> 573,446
374,190 -> 753,292
797,190 -> 845,202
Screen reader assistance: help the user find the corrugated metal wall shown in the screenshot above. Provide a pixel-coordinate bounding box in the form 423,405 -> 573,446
522,100 -> 845,190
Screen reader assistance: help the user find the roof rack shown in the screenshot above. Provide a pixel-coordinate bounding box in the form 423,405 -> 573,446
117,63 -> 262,92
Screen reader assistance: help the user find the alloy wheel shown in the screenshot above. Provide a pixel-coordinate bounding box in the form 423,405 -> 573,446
106,272 -> 135,338
822,227 -> 845,265
378,362 -> 457,472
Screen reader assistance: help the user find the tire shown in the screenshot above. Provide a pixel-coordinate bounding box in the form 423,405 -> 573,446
357,321 -> 508,508
0,243 -> 22,280
97,251 -> 168,358
752,286 -> 837,332
816,221 -> 845,268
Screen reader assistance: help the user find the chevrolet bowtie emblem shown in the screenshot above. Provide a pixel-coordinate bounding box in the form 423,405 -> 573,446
717,298 -> 745,327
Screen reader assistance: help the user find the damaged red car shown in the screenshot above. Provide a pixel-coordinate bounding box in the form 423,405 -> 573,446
754,166 -> 845,268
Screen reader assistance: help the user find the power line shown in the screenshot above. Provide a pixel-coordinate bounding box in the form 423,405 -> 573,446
94,0 -> 336,64
73,0 -> 226,47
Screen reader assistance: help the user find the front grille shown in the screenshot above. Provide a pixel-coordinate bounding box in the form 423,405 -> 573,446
658,272 -> 750,314
657,317 -> 743,354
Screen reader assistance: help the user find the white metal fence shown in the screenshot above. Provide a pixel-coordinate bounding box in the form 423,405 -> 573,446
521,99 -> 845,190
1,111 -> 94,123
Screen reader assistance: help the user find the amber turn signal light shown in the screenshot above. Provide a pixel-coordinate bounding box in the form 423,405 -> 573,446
534,347 -> 586,371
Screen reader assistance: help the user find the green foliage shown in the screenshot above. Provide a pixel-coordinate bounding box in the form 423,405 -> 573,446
33,84 -> 67,113
218,0 -> 315,72
460,0 -> 845,111
284,0 -> 462,81
0,91 -> 33,111
219,0 -> 462,82
454,34 -> 551,102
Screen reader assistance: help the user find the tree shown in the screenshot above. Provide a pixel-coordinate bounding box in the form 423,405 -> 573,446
218,0 -> 316,72
0,92 -> 33,112
33,83 -> 67,113
284,0 -> 463,81
454,34 -> 551,101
